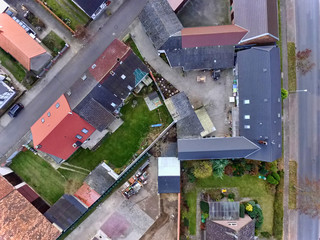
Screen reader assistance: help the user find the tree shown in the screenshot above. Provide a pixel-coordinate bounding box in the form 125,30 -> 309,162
281,88 -> 288,99
192,161 -> 213,178
297,177 -> 320,217
296,48 -> 315,75
211,159 -> 230,179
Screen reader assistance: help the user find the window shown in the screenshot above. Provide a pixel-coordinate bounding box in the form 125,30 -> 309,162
127,85 -> 133,91
41,118 -> 45,123
81,128 -> 88,134
244,125 -> 250,129
244,115 -> 250,119
110,71 -> 115,76
278,132 -> 281,136
278,113 -> 281,118
56,103 -> 60,108
121,74 -> 126,79
244,100 -> 250,104
91,64 -> 97,69
111,102 -> 116,108
76,134 -> 83,140
47,112 -> 51,117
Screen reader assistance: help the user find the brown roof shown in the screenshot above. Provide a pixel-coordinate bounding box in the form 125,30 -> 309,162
0,13 -> 47,70
89,39 -> 130,82
0,176 -> 14,200
181,25 -> 248,48
0,188 -> 61,240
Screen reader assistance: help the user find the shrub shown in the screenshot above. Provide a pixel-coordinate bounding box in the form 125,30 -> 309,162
270,160 -> 279,173
228,193 -> 235,200
272,172 -> 281,182
246,203 -> 253,212
183,217 -> 189,227
267,175 -> 279,185
240,204 -> 245,218
259,166 -> 268,176
233,167 -> 245,177
193,161 -> 213,178
260,232 -> 272,238
200,201 -> 209,214
224,165 -> 234,175
281,88 -> 288,99
245,163 -> 253,172
211,159 -> 229,179
208,189 -> 223,201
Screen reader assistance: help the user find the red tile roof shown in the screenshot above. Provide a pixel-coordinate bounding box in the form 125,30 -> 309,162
89,39 -> 130,82
0,190 -> 61,240
181,25 -> 248,48
74,183 -> 101,207
0,176 -> 14,200
17,184 -> 39,203
31,95 -> 96,160
0,13 -> 47,70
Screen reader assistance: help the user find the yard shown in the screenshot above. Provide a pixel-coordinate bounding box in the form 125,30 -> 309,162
182,174 -> 275,236
39,0 -> 89,30
67,94 -> 172,170
42,31 -> 66,57
0,48 -> 26,82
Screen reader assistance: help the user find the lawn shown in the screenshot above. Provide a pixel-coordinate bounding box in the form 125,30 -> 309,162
183,174 -> 275,234
288,42 -> 297,91
273,171 -> 284,240
10,151 -> 65,205
42,31 -> 66,57
125,36 -> 144,62
67,95 -> 172,170
182,189 -> 197,235
0,48 -> 26,82
39,0 -> 89,30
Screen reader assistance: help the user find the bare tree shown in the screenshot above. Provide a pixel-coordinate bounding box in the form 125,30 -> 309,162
296,177 -> 320,217
74,25 -> 88,40
296,48 -> 315,75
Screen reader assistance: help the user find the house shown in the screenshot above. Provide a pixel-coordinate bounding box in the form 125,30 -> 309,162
158,157 -> 180,193
237,46 -> 282,162
44,194 -> 87,231
206,201 -> 255,240
31,95 -> 96,161
231,0 -> 279,44
0,13 -> 51,71
71,0 -> 108,20
0,176 -> 60,239
0,75 -> 16,109
74,182 -> 101,207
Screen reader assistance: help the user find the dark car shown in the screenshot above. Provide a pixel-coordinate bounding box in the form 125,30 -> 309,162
8,103 -> 24,118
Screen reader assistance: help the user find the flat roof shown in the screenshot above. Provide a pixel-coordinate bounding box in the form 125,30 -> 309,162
158,157 -> 180,176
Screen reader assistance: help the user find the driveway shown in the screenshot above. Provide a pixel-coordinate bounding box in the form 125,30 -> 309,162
130,20 -> 233,137
0,0 -> 148,162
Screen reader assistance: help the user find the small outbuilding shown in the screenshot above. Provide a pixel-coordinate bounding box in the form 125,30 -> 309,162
158,157 -> 180,193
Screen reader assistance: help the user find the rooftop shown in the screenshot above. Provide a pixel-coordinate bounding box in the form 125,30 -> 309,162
209,201 -> 240,221
167,0 -> 186,11
74,183 -> 101,207
0,79 -> 16,109
71,0 -> 106,16
158,157 -> 180,176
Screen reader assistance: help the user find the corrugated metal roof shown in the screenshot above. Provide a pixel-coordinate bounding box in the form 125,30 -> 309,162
238,46 -> 282,162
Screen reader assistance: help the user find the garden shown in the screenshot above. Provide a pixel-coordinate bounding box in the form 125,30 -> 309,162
180,158 -> 284,239
0,49 -> 26,82
42,31 -> 66,57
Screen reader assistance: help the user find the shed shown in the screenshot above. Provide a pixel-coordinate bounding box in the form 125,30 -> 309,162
158,157 -> 180,193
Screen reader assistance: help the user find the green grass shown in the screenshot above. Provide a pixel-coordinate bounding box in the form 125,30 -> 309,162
10,151 -> 65,205
67,95 -> 172,170
273,171 -> 284,240
40,0 -> 89,30
288,42 -> 297,91
182,189 -> 197,235
289,161 -> 297,209
125,37 -> 144,62
0,48 -> 26,82
195,175 -> 275,233
42,31 -> 66,57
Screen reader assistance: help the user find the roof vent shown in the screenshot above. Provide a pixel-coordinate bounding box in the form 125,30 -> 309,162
110,71 -> 115,76
121,74 -> 126,79
264,98 -> 268,102
81,74 -> 87,81
47,112 -> 51,117
66,90 -> 71,96
117,58 -> 120,62
41,118 -> 45,123
72,143 -> 77,148
263,68 -> 267,72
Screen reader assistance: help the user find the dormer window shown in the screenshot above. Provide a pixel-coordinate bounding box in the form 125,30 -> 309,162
244,100 -> 250,104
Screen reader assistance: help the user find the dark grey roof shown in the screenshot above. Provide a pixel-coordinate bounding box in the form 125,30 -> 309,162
85,164 -> 116,195
162,142 -> 178,157
167,92 -> 195,120
234,0 -> 279,43
44,194 -> 87,231
158,176 -> 180,193
101,52 -> 149,99
238,46 -> 282,162
160,36 -> 235,71
177,137 -> 260,160
30,52 -> 51,72
206,219 -> 255,240
72,0 -> 105,16
148,91 -> 159,101
139,0 -> 183,49
209,201 -> 240,221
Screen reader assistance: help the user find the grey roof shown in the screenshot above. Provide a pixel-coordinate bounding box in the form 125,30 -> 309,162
0,79 -> 16,109
30,52 -> 51,72
158,176 -> 180,193
238,46 -> 282,162
177,137 -> 260,160
44,194 -> 87,231
161,36 -> 235,71
206,218 -> 255,240
72,0 -> 105,16
139,0 -> 183,49
209,201 -> 240,221
177,113 -> 204,139
85,163 -> 116,195
234,0 -> 279,43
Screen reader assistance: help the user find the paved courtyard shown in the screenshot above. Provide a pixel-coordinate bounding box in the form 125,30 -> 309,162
129,21 -> 234,137
66,156 -> 160,240
177,0 -> 231,27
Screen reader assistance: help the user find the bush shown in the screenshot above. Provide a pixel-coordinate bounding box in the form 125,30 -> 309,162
246,203 -> 253,212
208,189 -> 223,201
267,175 -> 279,185
183,217 -> 189,227
240,204 -> 245,218
245,163 -> 253,172
281,88 -> 288,99
272,172 -> 281,182
260,231 -> 272,238
200,201 -> 209,214
224,165 -> 234,175
228,193 -> 235,200
259,166 -> 268,176
193,161 -> 213,179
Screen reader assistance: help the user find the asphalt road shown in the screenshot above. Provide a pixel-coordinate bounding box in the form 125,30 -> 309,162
296,0 -> 320,238
0,0 -> 147,157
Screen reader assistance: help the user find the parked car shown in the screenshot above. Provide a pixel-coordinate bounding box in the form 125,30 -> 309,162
8,103 -> 24,118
